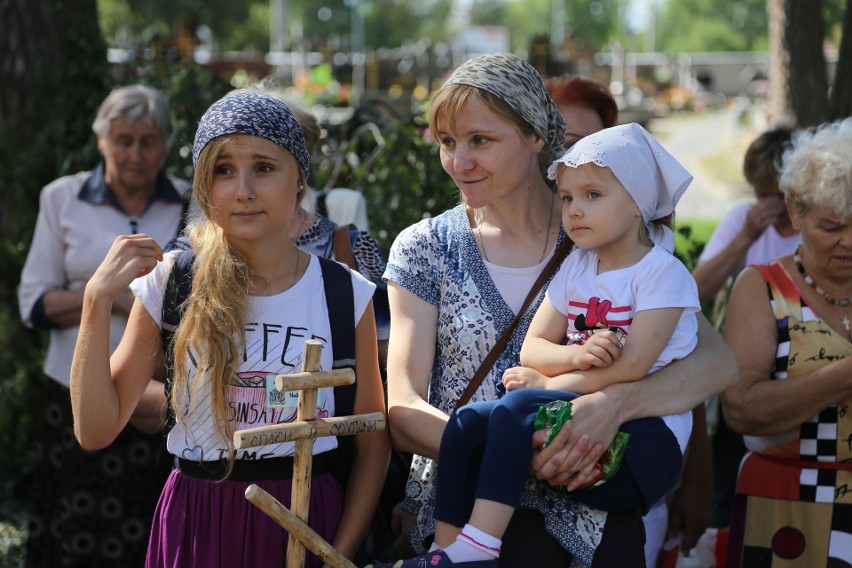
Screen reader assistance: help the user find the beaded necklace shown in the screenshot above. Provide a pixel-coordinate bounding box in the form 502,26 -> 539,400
793,245 -> 852,332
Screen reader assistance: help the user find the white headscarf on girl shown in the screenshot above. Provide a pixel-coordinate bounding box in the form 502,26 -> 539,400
547,122 -> 692,252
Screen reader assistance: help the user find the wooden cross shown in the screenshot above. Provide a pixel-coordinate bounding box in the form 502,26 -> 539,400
233,339 -> 385,568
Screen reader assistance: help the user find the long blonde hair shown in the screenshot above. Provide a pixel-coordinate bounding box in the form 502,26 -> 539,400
171,136 -> 251,473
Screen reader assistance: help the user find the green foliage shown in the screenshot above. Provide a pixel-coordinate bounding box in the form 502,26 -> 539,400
363,0 -> 456,48
562,0 -> 628,53
98,0 -> 456,54
314,118 -> 459,255
0,517 -> 25,567
673,220 -> 715,272
673,219 -> 721,321
99,0 -> 263,51
0,271 -> 45,511
95,0 -> 849,70
470,0 -> 509,25
503,0 -> 627,54
656,0 -> 770,52
97,0 -> 138,42
225,2 -> 272,53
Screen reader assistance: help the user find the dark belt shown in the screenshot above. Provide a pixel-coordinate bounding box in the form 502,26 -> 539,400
177,453 -> 329,482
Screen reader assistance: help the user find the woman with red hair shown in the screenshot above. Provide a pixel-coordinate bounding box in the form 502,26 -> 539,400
546,76 -> 618,149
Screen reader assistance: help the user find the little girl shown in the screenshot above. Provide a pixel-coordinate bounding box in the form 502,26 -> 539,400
70,91 -> 390,567
370,123 -> 699,568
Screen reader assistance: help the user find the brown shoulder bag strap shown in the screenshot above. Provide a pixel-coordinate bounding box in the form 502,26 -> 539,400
333,224 -> 359,272
453,238 -> 573,412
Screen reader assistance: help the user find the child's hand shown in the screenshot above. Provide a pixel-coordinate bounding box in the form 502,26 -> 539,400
87,234 -> 163,301
574,331 -> 622,370
502,366 -> 547,391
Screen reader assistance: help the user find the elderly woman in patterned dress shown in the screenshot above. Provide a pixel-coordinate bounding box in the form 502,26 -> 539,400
380,53 -> 737,567
722,117 -> 852,567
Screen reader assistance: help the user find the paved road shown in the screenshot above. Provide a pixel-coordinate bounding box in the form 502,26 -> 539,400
647,105 -> 754,221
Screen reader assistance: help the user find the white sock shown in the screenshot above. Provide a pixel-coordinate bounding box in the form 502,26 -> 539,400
429,542 -> 442,552
442,524 -> 501,563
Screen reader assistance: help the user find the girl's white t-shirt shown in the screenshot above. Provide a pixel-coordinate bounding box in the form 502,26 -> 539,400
546,246 -> 700,453
131,252 -> 375,462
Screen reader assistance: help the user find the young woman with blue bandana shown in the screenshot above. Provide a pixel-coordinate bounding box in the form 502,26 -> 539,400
69,91 -> 390,568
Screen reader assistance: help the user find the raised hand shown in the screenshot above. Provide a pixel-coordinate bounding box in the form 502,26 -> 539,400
87,234 -> 163,301
743,195 -> 786,241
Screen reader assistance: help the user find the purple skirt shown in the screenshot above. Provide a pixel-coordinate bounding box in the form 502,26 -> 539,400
146,468 -> 343,568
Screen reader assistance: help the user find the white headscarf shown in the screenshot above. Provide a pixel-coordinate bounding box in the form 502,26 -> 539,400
547,122 -> 692,252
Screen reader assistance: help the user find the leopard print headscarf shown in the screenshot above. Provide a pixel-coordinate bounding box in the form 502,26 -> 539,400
443,52 -> 566,163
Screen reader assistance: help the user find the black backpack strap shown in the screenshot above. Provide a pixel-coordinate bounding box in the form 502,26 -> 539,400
162,248 -> 196,428
315,190 -> 329,219
317,256 -> 357,416
318,256 -> 359,489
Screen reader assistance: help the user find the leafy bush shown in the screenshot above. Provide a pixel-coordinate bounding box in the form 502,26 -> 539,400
314,113 -> 459,255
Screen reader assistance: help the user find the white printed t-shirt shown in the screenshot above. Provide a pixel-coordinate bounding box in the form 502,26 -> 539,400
131,252 -> 375,462
545,245 -> 700,452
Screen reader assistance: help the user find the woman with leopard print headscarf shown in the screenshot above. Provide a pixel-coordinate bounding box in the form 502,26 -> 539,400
378,53 -> 736,567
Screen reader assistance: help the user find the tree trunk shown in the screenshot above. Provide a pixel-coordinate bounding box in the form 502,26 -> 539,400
0,0 -> 106,235
0,0 -> 59,131
0,0 -> 107,512
767,0 -> 830,127
829,0 -> 852,120
767,0 -> 791,125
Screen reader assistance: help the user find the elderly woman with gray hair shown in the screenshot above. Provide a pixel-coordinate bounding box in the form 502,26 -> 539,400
17,84 -> 188,567
722,117 -> 852,567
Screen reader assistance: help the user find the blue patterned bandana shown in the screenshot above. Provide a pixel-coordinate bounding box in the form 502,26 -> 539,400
193,91 -> 312,180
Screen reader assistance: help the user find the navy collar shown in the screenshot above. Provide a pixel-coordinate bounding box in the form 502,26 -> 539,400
78,162 -> 185,214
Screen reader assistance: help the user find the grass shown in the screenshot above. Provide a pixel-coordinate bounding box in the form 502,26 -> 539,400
676,218 -> 717,249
